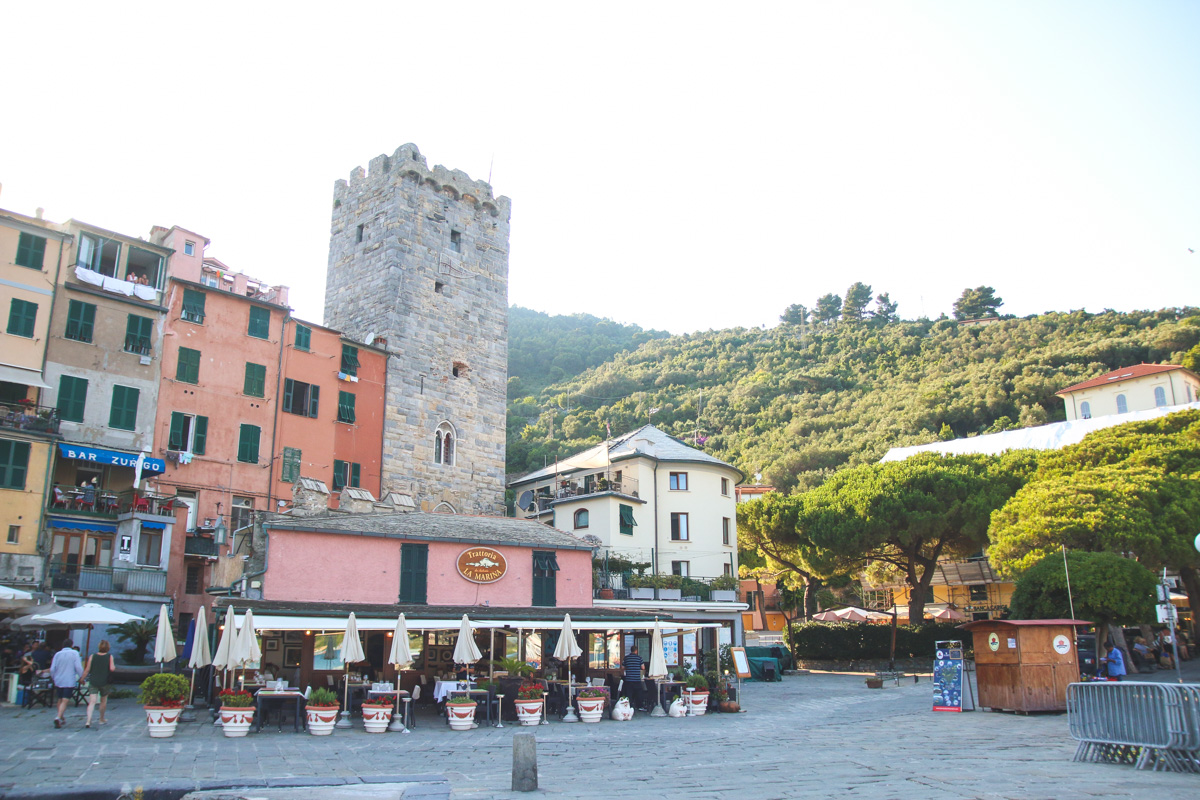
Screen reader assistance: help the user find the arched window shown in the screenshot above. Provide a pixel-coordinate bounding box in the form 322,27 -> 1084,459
1154,386 -> 1167,407
1116,394 -> 1128,414
434,421 -> 456,466
573,509 -> 589,529
1080,401 -> 1091,420
432,501 -> 457,514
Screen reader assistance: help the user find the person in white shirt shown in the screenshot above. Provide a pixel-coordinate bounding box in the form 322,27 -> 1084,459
50,643 -> 83,728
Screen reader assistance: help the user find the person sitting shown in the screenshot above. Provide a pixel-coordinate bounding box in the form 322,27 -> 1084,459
1130,637 -> 1154,671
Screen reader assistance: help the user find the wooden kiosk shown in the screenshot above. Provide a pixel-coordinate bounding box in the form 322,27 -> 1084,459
958,619 -> 1089,713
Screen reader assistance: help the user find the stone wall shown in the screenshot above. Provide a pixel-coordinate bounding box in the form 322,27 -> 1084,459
324,144 -> 510,515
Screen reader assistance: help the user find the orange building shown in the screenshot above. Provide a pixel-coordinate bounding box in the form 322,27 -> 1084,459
148,262 -> 385,632
740,577 -> 791,642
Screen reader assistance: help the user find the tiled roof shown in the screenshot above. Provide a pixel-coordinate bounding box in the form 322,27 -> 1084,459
1055,364 -> 1190,395
511,424 -> 741,485
267,511 -> 591,550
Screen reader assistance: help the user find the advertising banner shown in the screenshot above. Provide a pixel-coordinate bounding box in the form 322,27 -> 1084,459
933,640 -> 964,712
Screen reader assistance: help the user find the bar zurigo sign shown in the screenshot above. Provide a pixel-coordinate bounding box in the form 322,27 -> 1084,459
457,547 -> 507,583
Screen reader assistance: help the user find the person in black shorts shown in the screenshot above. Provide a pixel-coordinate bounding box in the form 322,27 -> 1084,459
622,645 -> 645,712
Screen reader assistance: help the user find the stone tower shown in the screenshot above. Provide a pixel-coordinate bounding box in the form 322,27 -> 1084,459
324,144 -> 510,515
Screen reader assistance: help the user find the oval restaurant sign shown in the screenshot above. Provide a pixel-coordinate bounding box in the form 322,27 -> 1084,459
457,547 -> 507,584
987,632 -> 1000,652
1053,634 -> 1072,655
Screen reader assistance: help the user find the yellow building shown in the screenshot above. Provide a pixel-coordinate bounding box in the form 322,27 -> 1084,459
1,208 -> 71,587
865,558 -> 1014,622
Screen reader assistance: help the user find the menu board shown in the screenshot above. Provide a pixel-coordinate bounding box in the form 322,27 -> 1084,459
932,640 -> 964,713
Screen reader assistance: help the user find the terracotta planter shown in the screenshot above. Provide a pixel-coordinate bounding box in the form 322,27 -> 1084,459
514,698 -> 544,726
144,705 -> 183,738
446,702 -> 477,731
866,678 -> 884,689
598,588 -> 615,600
219,706 -> 255,737
306,704 -> 339,735
576,696 -> 606,723
361,703 -> 393,733
684,690 -> 709,716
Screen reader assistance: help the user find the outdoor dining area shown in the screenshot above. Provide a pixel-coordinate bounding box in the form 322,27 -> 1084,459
177,604 -> 721,738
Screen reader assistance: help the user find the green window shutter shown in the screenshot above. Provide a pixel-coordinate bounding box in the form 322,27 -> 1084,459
56,375 -> 88,423
294,324 -> 311,351
399,543 -> 428,604
65,300 -> 96,342
7,298 -> 37,337
243,363 -> 266,397
351,462 -> 361,488
237,424 -> 260,464
193,416 -> 208,455
333,459 -> 347,491
168,412 -> 186,450
15,232 -> 46,269
0,439 -> 32,489
283,378 -> 294,411
125,314 -> 153,354
108,385 -> 139,430
281,447 -> 301,483
340,344 -> 360,376
308,384 -> 320,418
337,390 -> 356,423
619,504 -> 636,535
181,288 -> 206,323
247,306 -> 270,339
176,347 -> 200,383
532,550 -> 558,607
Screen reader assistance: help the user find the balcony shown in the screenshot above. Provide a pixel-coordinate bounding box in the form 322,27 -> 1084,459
115,490 -> 177,517
184,535 -> 218,557
47,483 -> 120,518
594,570 -> 740,602
1,404 -> 61,436
48,563 -> 167,596
525,471 -> 640,512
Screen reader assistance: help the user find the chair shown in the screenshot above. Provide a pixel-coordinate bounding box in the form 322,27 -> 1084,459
407,684 -> 420,729
159,498 -> 175,515
133,493 -> 150,514
52,487 -> 67,509
79,486 -> 96,512
26,676 -> 53,709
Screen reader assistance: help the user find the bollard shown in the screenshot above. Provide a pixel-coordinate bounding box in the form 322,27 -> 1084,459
512,732 -> 538,791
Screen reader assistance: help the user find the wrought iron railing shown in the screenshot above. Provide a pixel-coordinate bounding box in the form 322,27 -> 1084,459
524,471 -> 640,512
184,535 -> 218,557
48,563 -> 167,595
593,570 -> 740,601
47,484 -> 120,517
0,404 -> 60,435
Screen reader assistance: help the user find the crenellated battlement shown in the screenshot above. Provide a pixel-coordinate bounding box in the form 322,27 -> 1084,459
333,143 -> 511,219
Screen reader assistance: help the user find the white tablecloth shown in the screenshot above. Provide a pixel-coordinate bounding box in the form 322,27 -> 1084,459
433,680 -> 473,702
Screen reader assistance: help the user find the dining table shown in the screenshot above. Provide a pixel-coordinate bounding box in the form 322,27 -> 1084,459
254,689 -> 306,732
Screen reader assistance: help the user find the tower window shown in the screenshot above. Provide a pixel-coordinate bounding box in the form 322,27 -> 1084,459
452,361 -> 468,379
450,230 -> 461,253
356,224 -> 364,243
434,421 -> 455,466
184,241 -> 195,256
434,281 -> 444,294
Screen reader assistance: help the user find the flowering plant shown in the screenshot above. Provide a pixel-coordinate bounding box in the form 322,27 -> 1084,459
364,693 -> 396,706
17,398 -> 34,407
219,688 -> 254,707
577,687 -> 606,698
516,682 -> 544,699
307,688 -> 340,708
446,693 -> 477,705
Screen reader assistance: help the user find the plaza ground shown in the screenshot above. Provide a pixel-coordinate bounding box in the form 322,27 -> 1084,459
1,662 -> 1197,800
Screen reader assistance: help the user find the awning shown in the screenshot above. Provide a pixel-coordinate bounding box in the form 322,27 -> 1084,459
140,521 -> 165,530
0,363 -> 52,390
49,518 -> 117,534
234,613 -> 720,633
57,443 -> 165,475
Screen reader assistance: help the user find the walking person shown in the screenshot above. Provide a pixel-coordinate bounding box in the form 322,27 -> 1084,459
82,641 -> 115,728
50,643 -> 84,728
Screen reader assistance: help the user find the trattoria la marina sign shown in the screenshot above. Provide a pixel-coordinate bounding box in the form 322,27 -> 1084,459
457,547 -> 507,583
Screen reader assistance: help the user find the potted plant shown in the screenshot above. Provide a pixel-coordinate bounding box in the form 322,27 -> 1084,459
683,673 -> 710,715
654,574 -> 683,601
627,574 -> 655,601
865,676 -> 884,689
492,656 -> 534,678
218,688 -> 256,737
306,687 -> 340,735
139,673 -> 190,738
446,692 -> 478,730
361,693 -> 395,733
576,687 -> 607,723
514,682 -> 545,726
710,575 -> 739,602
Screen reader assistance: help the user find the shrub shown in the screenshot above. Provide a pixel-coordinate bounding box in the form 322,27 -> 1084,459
790,621 -> 967,660
307,688 -> 339,707
685,673 -> 709,690
577,687 -> 606,698
138,673 -> 190,707
517,683 -> 544,700
218,689 -> 253,708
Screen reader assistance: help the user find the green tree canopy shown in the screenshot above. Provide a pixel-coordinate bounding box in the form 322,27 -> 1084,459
780,304 -> 810,326
871,292 -> 899,325
841,282 -> 873,322
815,293 -> 842,324
952,286 -> 1004,320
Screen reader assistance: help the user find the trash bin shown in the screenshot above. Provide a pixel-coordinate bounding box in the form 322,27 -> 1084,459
763,661 -> 777,681
959,619 -> 1089,713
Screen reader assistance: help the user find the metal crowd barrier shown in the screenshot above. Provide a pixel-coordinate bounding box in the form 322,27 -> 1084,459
1066,682 -> 1200,773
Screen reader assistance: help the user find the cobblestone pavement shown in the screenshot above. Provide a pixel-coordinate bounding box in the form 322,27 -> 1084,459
1,666 -> 1197,799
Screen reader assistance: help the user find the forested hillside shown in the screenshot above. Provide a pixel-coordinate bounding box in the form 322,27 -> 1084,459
506,306 -> 669,395
506,306 -> 1200,492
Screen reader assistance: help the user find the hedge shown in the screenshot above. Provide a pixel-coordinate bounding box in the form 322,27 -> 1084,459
790,621 -> 969,660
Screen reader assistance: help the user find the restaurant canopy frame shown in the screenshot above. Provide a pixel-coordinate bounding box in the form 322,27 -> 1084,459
232,613 -> 722,634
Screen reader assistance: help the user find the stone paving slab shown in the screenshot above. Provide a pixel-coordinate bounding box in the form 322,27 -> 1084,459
0,668 -> 1197,799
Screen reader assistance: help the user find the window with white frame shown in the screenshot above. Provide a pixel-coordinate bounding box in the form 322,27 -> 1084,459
434,421 -> 455,466
670,560 -> 689,577
184,241 -> 195,256
721,477 -> 730,496
722,517 -> 731,546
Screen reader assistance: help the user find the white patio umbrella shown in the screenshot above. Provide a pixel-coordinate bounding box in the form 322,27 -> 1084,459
187,610 -> 211,710
0,584 -> 34,611
553,614 -> 584,722
387,614 -> 413,731
233,608 -> 262,683
336,612 -> 366,728
648,618 -> 669,717
452,614 -> 482,666
211,607 -> 237,683
33,602 -> 143,654
152,603 -> 177,671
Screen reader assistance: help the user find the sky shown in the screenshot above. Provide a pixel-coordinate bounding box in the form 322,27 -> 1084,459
1,1 -> 1197,335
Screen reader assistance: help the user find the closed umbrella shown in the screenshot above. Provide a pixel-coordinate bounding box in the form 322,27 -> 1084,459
337,612 -> 366,728
648,619 -> 669,717
451,614 -> 482,666
234,609 -> 262,669
211,608 -> 236,682
553,614 -> 583,722
152,603 -> 176,671
186,610 -> 211,711
387,614 -> 413,731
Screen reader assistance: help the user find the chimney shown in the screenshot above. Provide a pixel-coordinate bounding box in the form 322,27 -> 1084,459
290,477 -> 331,516
35,208 -> 44,220
338,487 -> 377,514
